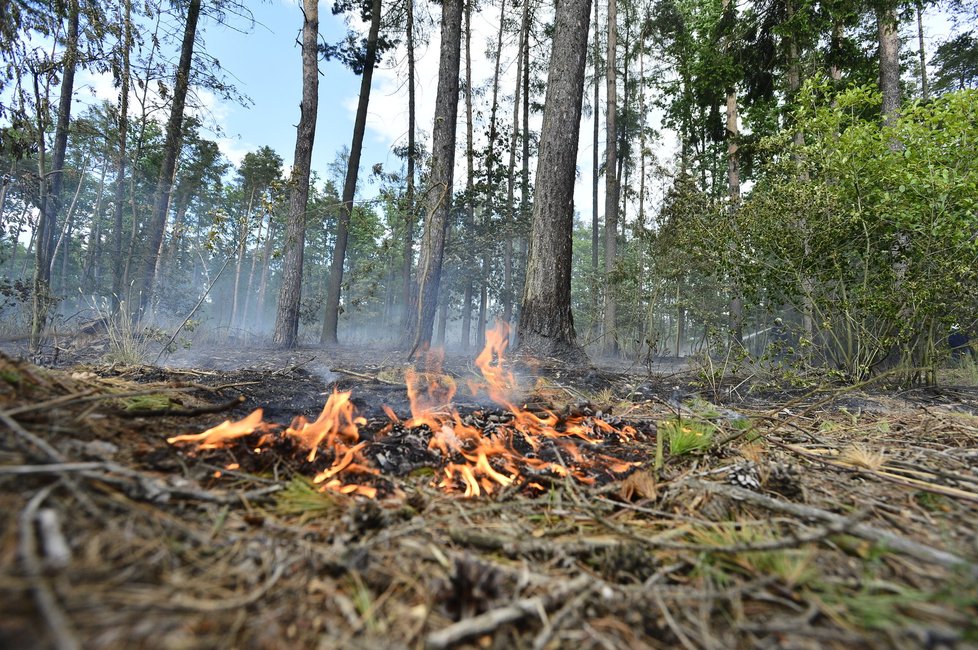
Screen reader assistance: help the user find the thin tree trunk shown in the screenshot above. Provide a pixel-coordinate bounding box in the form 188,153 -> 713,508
230,188 -> 256,330
241,211 -> 267,329
10,203 -> 30,273
638,43 -> 646,227
408,0 -> 463,355
461,0 -> 475,351
602,0 -> 619,356
273,0 -> 319,348
400,0 -> 417,330
916,1 -> 927,99
517,0 -> 592,361
591,0 -> 600,292
111,0 -> 132,311
121,10 -> 161,297
322,0 -> 384,344
30,0 -> 80,355
477,0 -> 508,348
139,0 -> 200,313
257,218 -> 275,326
726,86 -> 743,346
503,10 -> 528,324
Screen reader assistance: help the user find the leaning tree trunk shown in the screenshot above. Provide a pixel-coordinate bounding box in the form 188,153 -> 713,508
517,0 -> 592,361
138,0 -> 200,313
30,0 -> 80,356
273,0 -> 319,348
602,0 -> 619,356
322,0 -> 384,345
408,0 -> 463,355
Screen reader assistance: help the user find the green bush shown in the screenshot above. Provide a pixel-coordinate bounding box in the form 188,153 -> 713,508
735,82 -> 978,383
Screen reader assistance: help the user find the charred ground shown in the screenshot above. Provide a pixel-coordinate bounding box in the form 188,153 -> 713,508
1,342 -> 977,649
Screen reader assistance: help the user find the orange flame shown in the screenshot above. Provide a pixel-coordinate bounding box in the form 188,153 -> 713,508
286,389 -> 364,462
167,408 -> 267,449
171,319 -> 642,499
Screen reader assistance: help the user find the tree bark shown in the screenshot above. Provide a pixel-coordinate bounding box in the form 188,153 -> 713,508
461,0 -> 475,350
30,0 -> 80,356
322,0 -> 384,344
503,6 -> 528,324
517,0 -> 592,361
273,0 -> 319,348
915,1 -> 927,99
400,0 -> 417,331
110,0 -> 131,311
408,0 -> 463,355
138,0 -> 200,313
602,0 -> 619,355
591,0 -> 600,293
878,5 -> 901,127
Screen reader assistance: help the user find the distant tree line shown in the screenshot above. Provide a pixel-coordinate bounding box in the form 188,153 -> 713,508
0,0 -> 975,383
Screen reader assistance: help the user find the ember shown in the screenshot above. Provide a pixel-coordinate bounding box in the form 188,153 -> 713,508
168,321 -> 644,497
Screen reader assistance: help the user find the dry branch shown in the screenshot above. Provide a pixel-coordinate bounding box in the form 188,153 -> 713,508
425,573 -> 593,649
19,484 -> 81,650
686,479 -> 978,577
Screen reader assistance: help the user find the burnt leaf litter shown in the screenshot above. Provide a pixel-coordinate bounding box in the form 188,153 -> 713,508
1,342 -> 978,649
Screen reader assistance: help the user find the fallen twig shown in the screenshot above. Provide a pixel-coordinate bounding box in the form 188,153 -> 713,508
686,478 -> 978,577
331,367 -> 401,385
425,573 -> 592,649
19,484 -> 81,650
0,408 -> 66,462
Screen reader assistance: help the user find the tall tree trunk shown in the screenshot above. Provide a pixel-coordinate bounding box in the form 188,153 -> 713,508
273,0 -> 319,348
602,0 -> 619,356
724,0 -> 743,347
503,6 -> 528,324
461,0 -> 475,350
408,0 -> 463,355
477,0 -> 508,347
591,0 -> 600,295
322,0 -> 384,344
829,19 -> 843,82
726,86 -> 743,346
638,42 -> 646,227
231,188 -> 256,330
517,0 -> 592,361
257,218 -> 275,326
878,5 -> 901,127
30,0 -> 80,356
241,212 -> 267,329
111,0 -> 132,311
139,0 -> 200,313
400,0 -> 417,330
915,1 -> 927,99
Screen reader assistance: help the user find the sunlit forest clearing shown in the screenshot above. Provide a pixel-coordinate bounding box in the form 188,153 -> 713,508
1,0 -> 977,647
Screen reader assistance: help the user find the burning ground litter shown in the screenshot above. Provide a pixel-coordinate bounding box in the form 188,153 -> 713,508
1,340 -> 978,649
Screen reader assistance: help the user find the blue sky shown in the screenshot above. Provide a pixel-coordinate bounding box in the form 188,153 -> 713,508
200,1 -> 412,184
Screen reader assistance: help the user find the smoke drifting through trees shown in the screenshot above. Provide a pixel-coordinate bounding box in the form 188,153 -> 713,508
0,0 -> 975,382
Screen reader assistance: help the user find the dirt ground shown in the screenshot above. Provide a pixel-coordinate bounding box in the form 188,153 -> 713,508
1,338 -> 977,649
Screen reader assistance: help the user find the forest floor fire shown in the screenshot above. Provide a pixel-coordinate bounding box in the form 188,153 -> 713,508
1,335 -> 977,648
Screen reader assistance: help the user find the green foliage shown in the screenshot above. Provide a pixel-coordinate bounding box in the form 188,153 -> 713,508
660,417 -> 714,455
931,31 -> 978,95
735,82 -> 978,382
